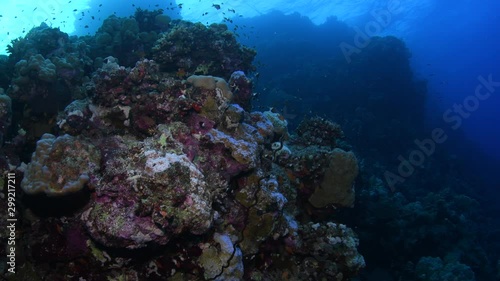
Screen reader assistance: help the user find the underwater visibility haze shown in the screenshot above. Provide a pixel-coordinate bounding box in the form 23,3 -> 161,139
0,0 -> 499,280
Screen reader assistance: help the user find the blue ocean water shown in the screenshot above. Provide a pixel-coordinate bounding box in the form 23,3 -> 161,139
1,0 -> 499,280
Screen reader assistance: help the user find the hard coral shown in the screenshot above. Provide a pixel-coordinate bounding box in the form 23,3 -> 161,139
234,175 -> 290,254
134,8 -> 170,32
95,17 -> 139,65
263,110 -> 289,139
308,148 -> 359,208
152,21 -> 256,78
82,130 -> 215,249
296,116 -> 344,147
296,222 -> 365,280
5,23 -> 92,143
229,70 -> 254,111
198,232 -> 244,281
0,91 -> 12,140
7,22 -> 69,62
21,133 -> 101,196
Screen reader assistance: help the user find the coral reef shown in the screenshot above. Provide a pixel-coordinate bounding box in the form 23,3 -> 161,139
81,130 -> 216,249
7,23 -> 70,62
0,12 -> 368,281
7,53 -> 364,280
262,110 -> 289,139
355,177 -> 490,280
0,90 -> 12,143
7,23 -> 92,90
245,14 -> 499,279
91,15 -> 158,67
229,70 -> 254,111
295,116 -> 344,147
5,23 -> 92,146
134,8 -> 171,33
14,54 -> 57,84
198,232 -> 244,280
88,9 -> 174,67
21,133 -> 101,196
2,10 -> 495,281
308,148 -> 359,208
296,222 -> 365,279
152,21 -> 256,78
0,55 -> 10,89
415,256 -> 475,281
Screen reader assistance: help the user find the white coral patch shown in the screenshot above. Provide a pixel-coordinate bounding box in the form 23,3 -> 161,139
144,150 -> 204,187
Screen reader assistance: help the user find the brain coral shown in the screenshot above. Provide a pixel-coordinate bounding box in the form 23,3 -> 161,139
21,133 -> 101,196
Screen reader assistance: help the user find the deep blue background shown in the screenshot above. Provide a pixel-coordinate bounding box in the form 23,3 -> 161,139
407,0 -> 500,161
